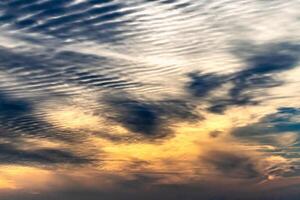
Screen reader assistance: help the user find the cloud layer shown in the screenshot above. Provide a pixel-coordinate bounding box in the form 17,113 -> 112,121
0,0 -> 300,199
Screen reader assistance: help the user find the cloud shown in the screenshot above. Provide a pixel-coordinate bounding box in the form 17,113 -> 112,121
0,92 -> 32,117
187,72 -> 228,98
222,42 -> 300,111
0,46 -> 138,94
232,107 -> 300,139
203,151 -> 261,179
0,92 -> 93,167
187,42 -> 300,113
0,1 -> 300,199
0,0 -> 130,44
104,94 -> 201,138
0,91 -> 80,143
0,143 -> 89,165
231,107 -> 300,177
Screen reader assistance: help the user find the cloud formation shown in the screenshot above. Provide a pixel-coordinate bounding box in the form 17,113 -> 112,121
104,94 -> 200,138
0,143 -> 89,165
0,0 -> 300,199
188,42 -> 300,113
0,0 -> 130,44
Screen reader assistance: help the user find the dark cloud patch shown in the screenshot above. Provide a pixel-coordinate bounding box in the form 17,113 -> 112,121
207,97 -> 256,113
0,92 -> 32,117
0,92 -> 45,139
203,151 -> 261,179
115,102 -> 161,136
105,95 -> 200,138
233,107 -> 300,137
187,42 -> 300,113
0,143 -> 89,165
220,42 -> 300,113
239,42 -> 300,74
187,72 -> 228,98
232,107 -> 300,141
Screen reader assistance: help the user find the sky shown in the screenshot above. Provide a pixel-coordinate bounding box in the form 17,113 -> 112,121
0,0 -> 300,199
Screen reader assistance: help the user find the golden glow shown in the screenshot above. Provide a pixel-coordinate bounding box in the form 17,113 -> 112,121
0,166 -> 52,191
38,103 -> 293,181
0,99 -> 296,193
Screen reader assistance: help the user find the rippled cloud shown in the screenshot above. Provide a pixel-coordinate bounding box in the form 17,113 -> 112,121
0,0 -> 130,44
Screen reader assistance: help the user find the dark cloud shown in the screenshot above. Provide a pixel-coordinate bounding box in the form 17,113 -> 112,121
0,143 -> 89,165
187,72 -> 227,98
104,95 -> 200,138
207,97 -> 256,113
114,102 -> 163,136
203,151 -> 261,179
232,107 -> 300,139
0,92 -> 32,117
187,42 -> 300,113
238,42 -> 300,74
220,42 -> 300,112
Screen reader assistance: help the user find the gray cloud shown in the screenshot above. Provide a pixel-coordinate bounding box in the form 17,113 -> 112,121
104,94 -> 201,139
0,142 -> 90,165
203,151 -> 261,179
187,42 -> 300,113
232,107 -> 300,140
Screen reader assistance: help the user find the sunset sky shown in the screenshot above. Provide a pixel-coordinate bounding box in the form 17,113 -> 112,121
0,0 -> 300,199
